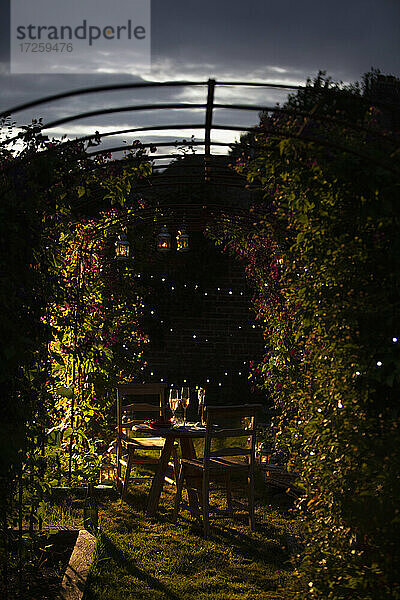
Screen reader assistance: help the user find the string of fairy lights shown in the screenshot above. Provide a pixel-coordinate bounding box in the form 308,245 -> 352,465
134,272 -> 249,296
142,368 -> 251,388
135,272 -> 264,388
131,272 -> 399,390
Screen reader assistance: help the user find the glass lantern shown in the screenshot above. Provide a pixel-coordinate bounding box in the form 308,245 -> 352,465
176,226 -> 190,252
157,225 -> 171,252
99,458 -> 115,486
256,441 -> 270,465
115,230 -> 130,260
275,242 -> 284,265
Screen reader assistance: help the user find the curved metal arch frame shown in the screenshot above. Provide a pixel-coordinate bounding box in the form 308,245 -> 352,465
1,79 -> 399,172
1,78 -> 399,226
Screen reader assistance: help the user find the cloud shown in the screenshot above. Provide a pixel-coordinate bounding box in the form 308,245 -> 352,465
0,0 -> 398,164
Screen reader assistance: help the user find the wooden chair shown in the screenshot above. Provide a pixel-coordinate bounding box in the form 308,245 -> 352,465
173,404 -> 261,538
116,383 -> 178,500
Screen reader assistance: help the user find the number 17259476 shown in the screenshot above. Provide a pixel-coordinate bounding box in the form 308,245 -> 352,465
19,42 -> 73,52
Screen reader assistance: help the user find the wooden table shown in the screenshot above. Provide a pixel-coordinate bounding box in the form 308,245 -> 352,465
132,424 -> 206,517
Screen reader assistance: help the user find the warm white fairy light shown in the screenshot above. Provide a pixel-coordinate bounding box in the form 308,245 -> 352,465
355,371 -> 361,376
193,334 -> 197,339
377,361 -> 383,367
393,337 -> 398,343
229,290 -> 233,295
338,402 -> 343,408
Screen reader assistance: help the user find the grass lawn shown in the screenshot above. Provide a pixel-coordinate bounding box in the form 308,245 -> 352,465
79,471 -> 302,600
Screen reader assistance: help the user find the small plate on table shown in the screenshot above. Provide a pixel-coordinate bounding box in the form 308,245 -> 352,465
144,419 -> 172,429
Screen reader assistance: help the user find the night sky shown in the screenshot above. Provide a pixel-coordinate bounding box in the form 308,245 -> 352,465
0,0 -> 399,155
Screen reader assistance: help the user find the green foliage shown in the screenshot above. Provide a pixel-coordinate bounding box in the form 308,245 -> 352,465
44,210 -> 147,483
0,120 -> 151,525
209,72 -> 400,598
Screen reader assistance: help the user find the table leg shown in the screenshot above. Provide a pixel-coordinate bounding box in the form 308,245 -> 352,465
146,437 -> 174,517
180,438 -> 202,519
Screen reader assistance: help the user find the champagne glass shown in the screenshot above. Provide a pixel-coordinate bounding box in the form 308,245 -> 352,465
169,388 -> 179,424
197,387 -> 205,426
180,387 -> 190,426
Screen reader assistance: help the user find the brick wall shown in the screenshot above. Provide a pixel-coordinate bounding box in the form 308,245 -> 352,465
139,231 -> 265,407
133,155 -> 266,407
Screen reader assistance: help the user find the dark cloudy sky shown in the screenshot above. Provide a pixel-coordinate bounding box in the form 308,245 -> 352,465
1,0 -> 399,158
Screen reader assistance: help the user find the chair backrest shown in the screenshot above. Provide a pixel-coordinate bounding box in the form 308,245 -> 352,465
203,404 -> 262,467
117,383 -> 167,437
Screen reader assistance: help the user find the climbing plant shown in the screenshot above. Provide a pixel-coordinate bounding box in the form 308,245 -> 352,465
45,209 -> 148,486
209,72 -> 400,599
0,120 -> 152,589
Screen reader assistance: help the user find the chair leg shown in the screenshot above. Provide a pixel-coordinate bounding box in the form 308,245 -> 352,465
202,472 -> 210,539
248,469 -> 255,531
225,473 -> 234,518
172,463 -> 185,522
171,446 -> 180,485
116,440 -> 122,490
122,449 -> 134,502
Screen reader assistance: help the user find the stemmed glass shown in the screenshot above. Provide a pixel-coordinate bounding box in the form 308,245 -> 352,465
197,387 -> 205,426
169,389 -> 179,425
180,387 -> 190,426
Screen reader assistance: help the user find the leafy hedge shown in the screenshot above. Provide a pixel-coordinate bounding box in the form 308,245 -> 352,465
209,73 -> 400,598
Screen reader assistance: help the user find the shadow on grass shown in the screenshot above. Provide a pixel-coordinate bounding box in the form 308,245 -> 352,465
115,480 -> 294,568
209,521 -> 290,566
96,531 -> 182,600
124,488 -> 150,512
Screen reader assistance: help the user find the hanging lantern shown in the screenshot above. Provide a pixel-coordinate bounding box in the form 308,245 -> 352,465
115,230 -> 130,260
157,225 -> 171,253
176,224 -> 189,252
